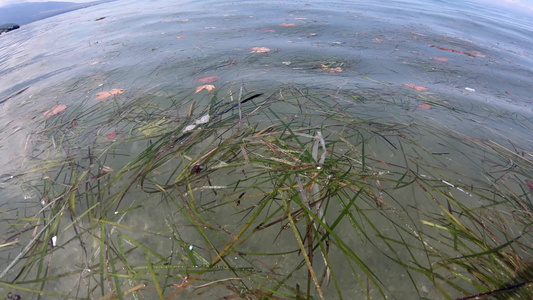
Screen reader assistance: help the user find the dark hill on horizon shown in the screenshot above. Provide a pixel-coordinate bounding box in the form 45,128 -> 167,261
0,1 -> 115,26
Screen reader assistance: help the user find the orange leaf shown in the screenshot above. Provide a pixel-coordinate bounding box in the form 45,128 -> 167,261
195,76 -> 220,83
43,104 -> 67,117
250,47 -> 271,53
105,131 -> 123,140
280,23 -> 295,27
94,88 -> 124,100
263,29 -> 275,33
320,64 -> 343,73
432,57 -> 448,62
404,84 -> 428,91
195,84 -> 216,94
176,36 -> 185,39
418,103 -> 432,109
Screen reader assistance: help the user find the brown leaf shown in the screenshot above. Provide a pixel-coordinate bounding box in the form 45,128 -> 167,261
404,84 -> 428,91
263,29 -> 275,33
432,57 -> 448,62
94,88 -> 124,100
250,47 -> 271,53
418,103 -> 432,109
280,23 -> 295,27
195,84 -> 216,94
43,104 -> 67,117
194,76 -> 220,83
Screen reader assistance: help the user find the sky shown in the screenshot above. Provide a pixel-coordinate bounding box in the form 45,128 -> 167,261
1,0 -> 533,15
0,0 -> 96,7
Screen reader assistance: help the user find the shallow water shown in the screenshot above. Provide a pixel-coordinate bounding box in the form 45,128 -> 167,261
1,0 -> 532,299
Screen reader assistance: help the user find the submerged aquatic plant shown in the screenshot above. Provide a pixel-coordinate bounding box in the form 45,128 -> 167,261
1,84 -> 532,299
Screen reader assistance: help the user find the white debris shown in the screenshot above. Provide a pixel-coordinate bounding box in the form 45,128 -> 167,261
183,124 -> 197,132
465,87 -> 475,92
195,114 -> 210,125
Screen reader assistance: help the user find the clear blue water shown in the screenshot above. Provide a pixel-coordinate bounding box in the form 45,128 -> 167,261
1,0 -> 532,298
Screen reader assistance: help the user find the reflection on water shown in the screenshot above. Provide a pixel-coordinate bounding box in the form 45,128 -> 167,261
1,0 -> 533,299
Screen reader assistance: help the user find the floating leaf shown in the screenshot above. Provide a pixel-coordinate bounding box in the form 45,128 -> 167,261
430,45 -> 475,57
105,131 -> 123,140
418,103 -> 432,109
263,29 -> 275,33
412,51 -> 424,56
94,88 -> 124,100
195,84 -> 216,94
250,47 -> 271,53
432,57 -> 448,62
526,179 -> 533,193
404,84 -> 428,91
410,31 -> 427,37
195,76 -> 220,83
280,23 -> 295,27
320,64 -> 343,73
43,104 -> 67,117
176,36 -> 185,39
101,166 -> 115,173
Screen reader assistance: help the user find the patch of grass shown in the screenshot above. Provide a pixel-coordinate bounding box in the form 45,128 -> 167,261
1,84 -> 532,299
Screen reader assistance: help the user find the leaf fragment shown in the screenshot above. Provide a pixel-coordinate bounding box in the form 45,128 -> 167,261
101,166 -> 115,173
418,103 -> 432,109
280,23 -> 295,27
195,84 -> 216,94
94,88 -> 124,100
526,179 -> 533,193
43,104 -> 67,117
194,76 -> 220,83
250,47 -> 271,53
320,64 -> 343,73
105,131 -> 123,140
404,84 -> 428,91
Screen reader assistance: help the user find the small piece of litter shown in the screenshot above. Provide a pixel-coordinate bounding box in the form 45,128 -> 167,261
195,114 -> 210,125
183,124 -> 197,132
465,87 -> 475,92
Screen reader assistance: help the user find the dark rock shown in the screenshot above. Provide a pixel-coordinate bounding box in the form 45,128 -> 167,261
0,23 -> 20,35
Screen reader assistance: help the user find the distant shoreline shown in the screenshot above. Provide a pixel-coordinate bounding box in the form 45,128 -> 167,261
0,0 -> 117,26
